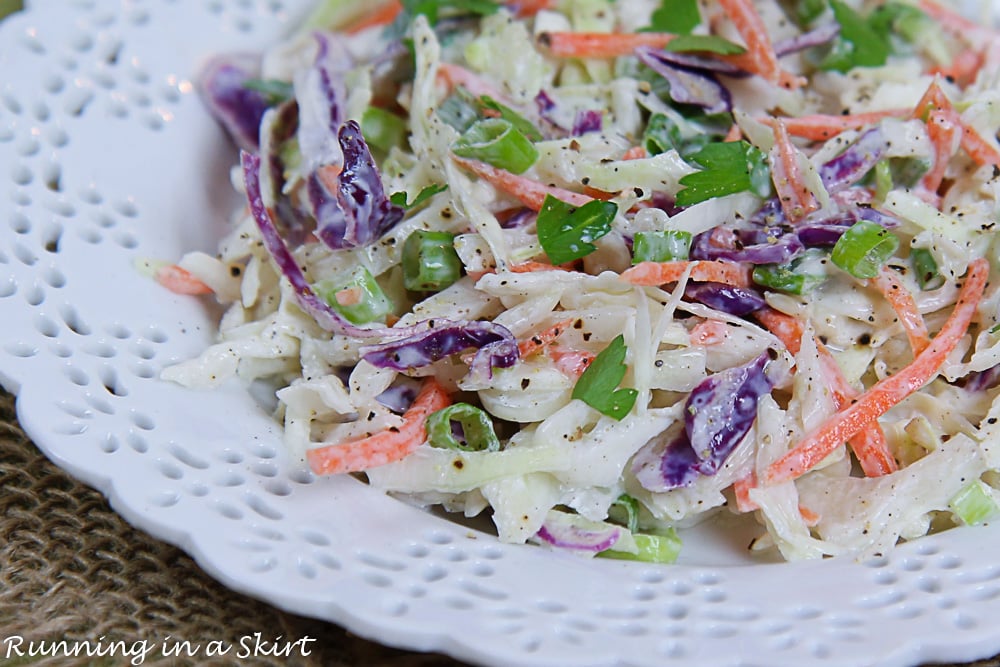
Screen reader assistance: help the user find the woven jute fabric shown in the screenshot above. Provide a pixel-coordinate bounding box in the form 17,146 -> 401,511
1,386 -> 999,667
0,389 -> 467,667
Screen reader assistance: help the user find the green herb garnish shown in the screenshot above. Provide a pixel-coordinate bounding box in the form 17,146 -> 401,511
536,195 -> 617,265
676,141 -> 771,207
571,334 -> 638,420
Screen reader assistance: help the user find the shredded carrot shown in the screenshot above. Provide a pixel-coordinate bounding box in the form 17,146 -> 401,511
871,267 -> 931,356
770,119 -> 820,222
765,258 -> 989,485
724,123 -> 743,143
538,31 -> 674,58
930,48 -> 986,89
911,80 -> 1000,169
620,260 -> 752,288
798,505 -> 821,527
918,0 -> 997,49
690,319 -> 730,346
760,110 -> 909,141
752,307 -> 804,355
733,473 -> 759,512
816,343 -> 898,477
621,145 -> 648,161
155,264 -> 213,295
437,62 -> 507,100
958,119 -> 1000,168
344,0 -> 402,34
911,79 -> 951,121
453,157 -> 593,210
718,0 -> 805,89
307,378 -> 452,475
922,109 -> 959,193
550,348 -> 595,378
518,318 -> 575,358
505,0 -> 554,17
315,164 -> 343,192
508,260 -> 575,273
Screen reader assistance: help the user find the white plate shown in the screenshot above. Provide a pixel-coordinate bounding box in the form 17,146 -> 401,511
4,2 -> 1000,666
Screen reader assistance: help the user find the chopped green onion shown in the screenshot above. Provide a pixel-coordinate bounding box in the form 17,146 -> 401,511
438,88 -> 480,132
314,266 -> 394,325
632,230 -> 692,263
665,34 -> 746,55
426,403 -> 501,452
873,159 -> 892,203
536,195 -> 617,265
402,230 -> 462,292
572,334 -> 638,420
753,249 -> 827,294
452,118 -> 539,174
242,78 -> 294,105
390,183 -> 448,210
793,0 -> 826,26
361,107 -> 408,153
949,479 -> 1000,526
608,494 -> 640,532
909,248 -> 943,290
831,220 -> 899,279
478,95 -> 543,142
402,0 -> 500,26
598,529 -> 682,564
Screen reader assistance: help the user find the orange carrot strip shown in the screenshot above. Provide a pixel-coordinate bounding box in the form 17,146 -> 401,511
752,307 -> 804,355
958,120 -> 1000,168
155,265 -> 214,295
871,267 -> 931,356
929,48 -> 985,89
550,348 -> 595,378
765,257 -> 989,485
770,119 -> 820,222
911,81 -> 1000,169
307,378 -> 452,476
734,472 -> 759,512
518,318 -> 575,358
539,31 -> 675,58
621,145 -> 648,160
453,157 -> 593,210
798,505 -> 821,527
918,0 -> 997,49
344,0 -> 402,33
508,260 -> 574,273
760,110 -> 910,141
816,343 -> 898,477
718,0 -> 805,89
620,260 -> 752,288
690,319 -> 729,346
724,123 -> 743,143
437,62 -> 508,100
911,79 -> 951,120
923,109 -> 959,193
506,0 -> 554,17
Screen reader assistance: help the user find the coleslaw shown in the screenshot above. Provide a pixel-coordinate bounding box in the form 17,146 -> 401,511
161,0 -> 1000,562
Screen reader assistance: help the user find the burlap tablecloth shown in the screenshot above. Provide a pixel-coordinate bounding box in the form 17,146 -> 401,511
4,385 -> 1000,667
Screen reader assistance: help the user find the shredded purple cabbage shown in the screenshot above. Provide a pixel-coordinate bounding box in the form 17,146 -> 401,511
819,128 -> 889,194
242,151 -> 417,339
634,353 -> 773,490
535,516 -> 622,552
685,281 -> 767,316
691,226 -> 804,265
636,47 -> 732,115
360,320 -> 519,374
572,109 -> 603,136
199,54 -> 271,151
376,381 -> 421,413
773,23 -> 841,57
312,121 -> 404,250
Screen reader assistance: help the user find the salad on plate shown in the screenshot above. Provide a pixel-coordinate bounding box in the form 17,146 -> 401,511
159,0 -> 1000,563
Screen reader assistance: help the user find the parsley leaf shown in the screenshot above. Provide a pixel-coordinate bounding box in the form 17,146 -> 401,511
676,141 -> 771,207
643,0 -> 700,34
643,113 -> 716,159
390,184 -> 448,210
820,0 -> 890,72
665,34 -> 746,56
536,195 -> 617,265
572,335 -> 638,420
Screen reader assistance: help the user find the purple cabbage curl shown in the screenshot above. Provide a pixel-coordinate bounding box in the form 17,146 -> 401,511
572,109 -> 604,136
242,151 -> 421,339
360,320 -> 519,377
819,127 -> 889,194
691,225 -> 804,265
685,281 -> 767,316
633,353 -> 773,490
636,47 -> 732,115
199,54 -> 271,151
774,23 -> 840,58
311,120 -> 405,250
295,32 -> 353,172
376,380 -> 421,413
535,514 -> 624,552
795,205 -> 901,247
